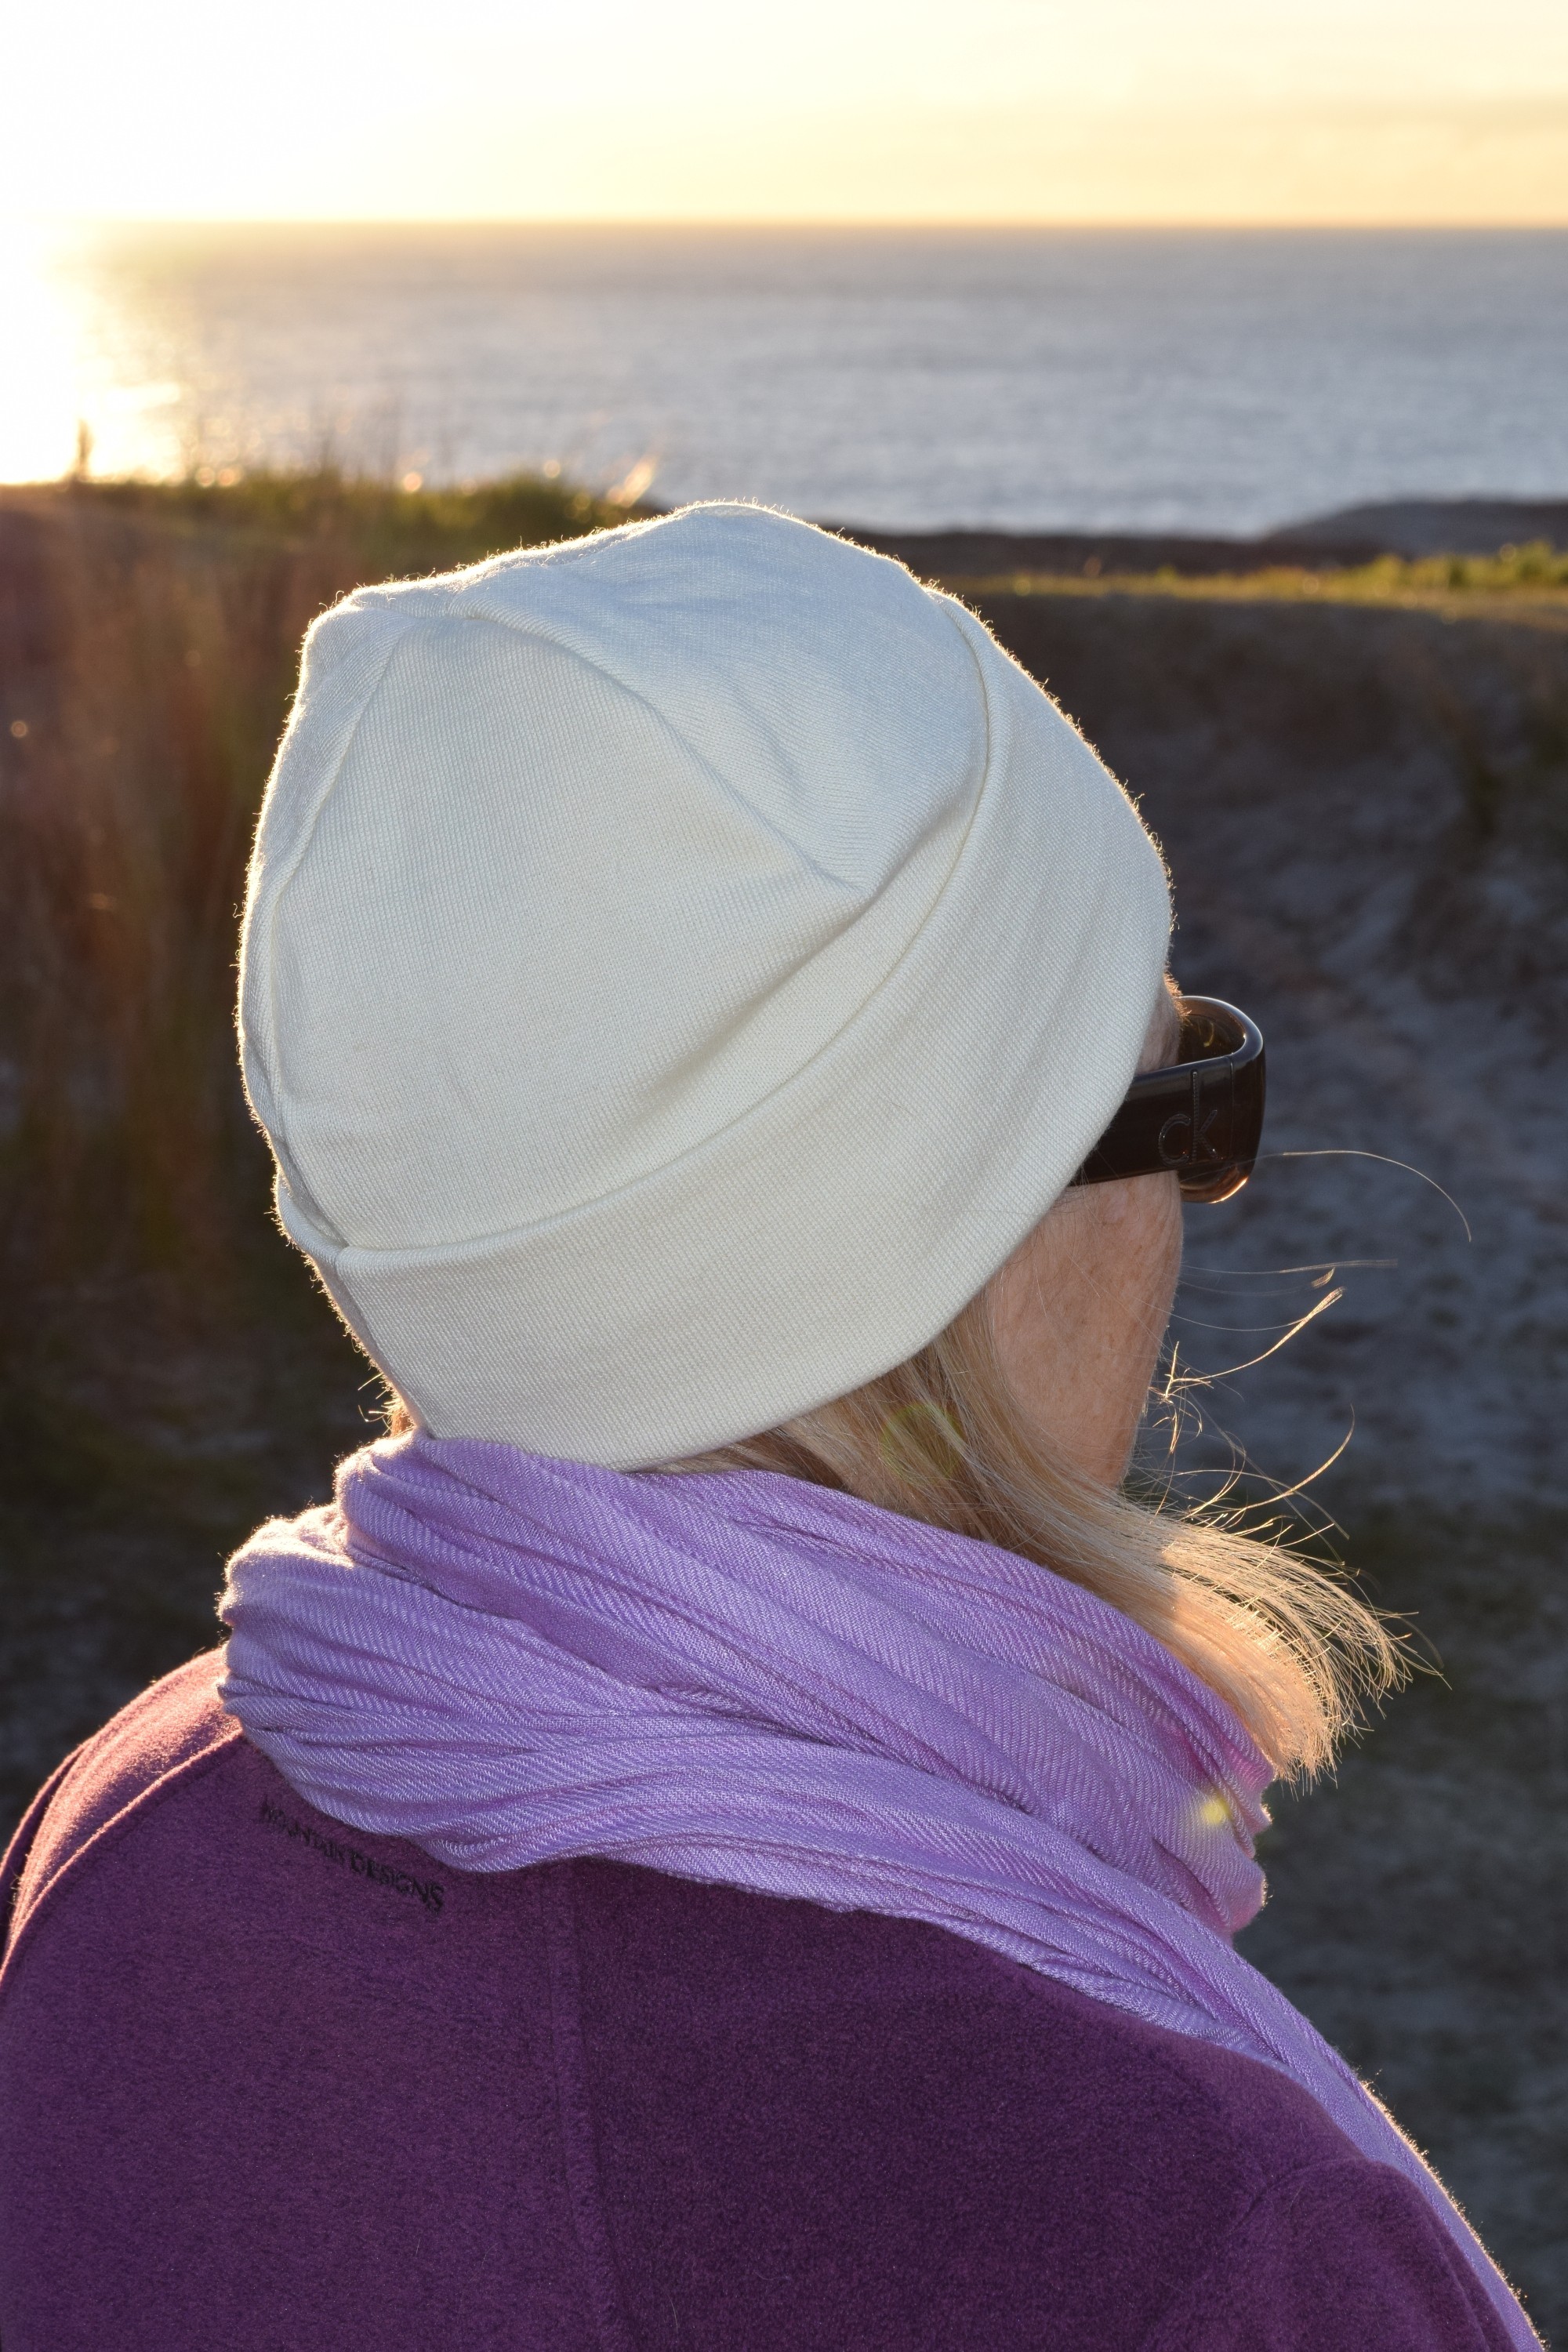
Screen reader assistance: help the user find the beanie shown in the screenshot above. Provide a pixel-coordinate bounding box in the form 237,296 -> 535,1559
238,503 -> 1170,1468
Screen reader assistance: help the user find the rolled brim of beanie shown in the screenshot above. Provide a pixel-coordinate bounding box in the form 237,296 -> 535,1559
274,601 -> 1170,1469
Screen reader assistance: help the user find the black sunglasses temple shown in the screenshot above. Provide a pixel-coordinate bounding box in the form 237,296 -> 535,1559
1069,996 -> 1266,1203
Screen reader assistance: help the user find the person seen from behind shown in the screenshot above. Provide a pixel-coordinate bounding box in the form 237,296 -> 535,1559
0,505 -> 1540,2348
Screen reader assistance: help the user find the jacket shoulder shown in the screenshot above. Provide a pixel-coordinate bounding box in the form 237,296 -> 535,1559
564,1859 -> 1402,2350
2,1650 -> 239,1953
1146,2157 -> 1523,2351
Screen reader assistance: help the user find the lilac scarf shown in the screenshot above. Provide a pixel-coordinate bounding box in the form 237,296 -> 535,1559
220,1433 -> 1534,2346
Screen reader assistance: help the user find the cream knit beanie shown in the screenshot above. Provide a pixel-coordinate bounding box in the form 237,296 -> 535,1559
239,503 -> 1170,1468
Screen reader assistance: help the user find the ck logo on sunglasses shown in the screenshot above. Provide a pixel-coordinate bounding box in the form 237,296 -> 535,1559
1158,1097 -> 1225,1167
1069,996 -> 1264,1206
1161,1077 -> 1232,1167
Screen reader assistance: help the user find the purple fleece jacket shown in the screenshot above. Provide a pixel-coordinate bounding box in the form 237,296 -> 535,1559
0,1653 -> 1515,2351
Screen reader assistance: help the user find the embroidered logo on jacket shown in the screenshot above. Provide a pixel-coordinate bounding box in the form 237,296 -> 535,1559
257,1795 -> 445,1915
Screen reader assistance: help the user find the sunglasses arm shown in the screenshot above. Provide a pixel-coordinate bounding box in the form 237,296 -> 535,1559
1069,997 -> 1265,1205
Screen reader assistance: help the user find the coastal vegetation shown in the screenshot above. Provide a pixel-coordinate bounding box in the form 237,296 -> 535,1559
1,470 -> 633,1365
956,542 -> 1568,608
2,470 -> 1565,2333
75,464 -> 636,575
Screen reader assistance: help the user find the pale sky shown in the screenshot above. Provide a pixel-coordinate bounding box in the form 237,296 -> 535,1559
5,0 -> 1568,221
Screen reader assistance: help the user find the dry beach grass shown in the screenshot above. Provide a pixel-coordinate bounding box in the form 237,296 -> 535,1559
1,477 -> 1564,2336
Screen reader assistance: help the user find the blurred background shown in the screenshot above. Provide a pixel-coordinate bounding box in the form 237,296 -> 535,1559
2,0 -> 1565,2332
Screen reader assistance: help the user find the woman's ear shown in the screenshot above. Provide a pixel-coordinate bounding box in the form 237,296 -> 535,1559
1144,971 -> 1182,1073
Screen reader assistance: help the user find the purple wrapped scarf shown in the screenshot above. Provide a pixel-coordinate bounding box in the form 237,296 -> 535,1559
220,1432 -> 1534,2346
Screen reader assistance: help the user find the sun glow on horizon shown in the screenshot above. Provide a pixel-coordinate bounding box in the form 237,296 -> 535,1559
3,0 -> 1567,227
4,1 -> 1565,494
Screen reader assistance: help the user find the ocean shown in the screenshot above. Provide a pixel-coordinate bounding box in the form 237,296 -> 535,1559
11,223 -> 1568,534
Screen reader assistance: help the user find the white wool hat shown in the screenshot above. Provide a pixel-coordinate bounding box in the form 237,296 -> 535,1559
239,503 -> 1170,1468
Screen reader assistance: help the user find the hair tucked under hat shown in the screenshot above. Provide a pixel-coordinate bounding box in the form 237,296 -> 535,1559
239,501 -> 1169,1466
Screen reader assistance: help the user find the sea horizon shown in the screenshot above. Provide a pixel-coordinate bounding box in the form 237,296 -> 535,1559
9,221 -> 1568,534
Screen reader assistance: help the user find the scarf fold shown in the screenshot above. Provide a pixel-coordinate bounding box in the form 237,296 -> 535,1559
220,1432 -> 1534,2347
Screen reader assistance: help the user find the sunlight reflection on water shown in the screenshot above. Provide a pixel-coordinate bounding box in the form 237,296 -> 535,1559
5,222 -> 1567,532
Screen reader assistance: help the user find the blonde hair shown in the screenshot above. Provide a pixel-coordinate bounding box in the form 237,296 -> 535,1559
385,1287 -> 1399,1779
665,1287 -> 1401,1778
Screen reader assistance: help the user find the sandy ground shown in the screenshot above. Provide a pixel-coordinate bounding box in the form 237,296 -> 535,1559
976,586 -> 1568,1512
